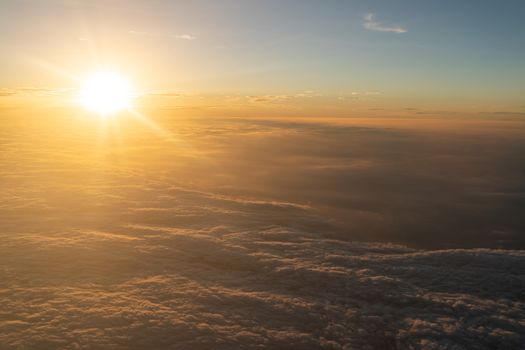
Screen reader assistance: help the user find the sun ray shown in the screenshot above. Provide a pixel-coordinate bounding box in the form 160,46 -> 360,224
127,109 -> 178,143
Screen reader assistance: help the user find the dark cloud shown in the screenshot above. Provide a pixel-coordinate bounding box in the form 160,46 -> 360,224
155,117 -> 525,249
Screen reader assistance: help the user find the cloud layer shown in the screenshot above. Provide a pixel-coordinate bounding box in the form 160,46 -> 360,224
1,188 -> 524,349
1,112 -> 524,348
364,13 -> 408,33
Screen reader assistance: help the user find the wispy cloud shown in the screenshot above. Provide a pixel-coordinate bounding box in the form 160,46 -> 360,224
128,30 -> 151,36
0,88 -> 17,97
336,91 -> 383,101
246,91 -> 322,104
246,95 -> 291,103
363,13 -> 407,33
351,91 -> 382,96
128,31 -> 197,41
174,34 -> 196,41
0,87 -> 73,97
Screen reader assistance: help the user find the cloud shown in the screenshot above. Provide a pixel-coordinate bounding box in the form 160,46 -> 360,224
1,203 -> 523,349
128,30 -> 151,36
351,91 -> 382,96
147,91 -> 185,98
294,90 -> 322,98
245,91 -> 322,104
363,13 -> 408,33
0,89 -> 17,97
0,87 -> 72,97
174,34 -> 196,40
1,112 -> 525,348
246,95 -> 292,103
336,91 -> 382,101
128,30 -> 196,40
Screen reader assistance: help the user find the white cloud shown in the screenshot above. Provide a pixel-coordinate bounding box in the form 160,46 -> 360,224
363,13 -> 408,33
174,34 -> 196,40
0,87 -> 73,97
351,91 -> 382,96
128,30 -> 151,36
246,94 -> 291,103
128,31 -> 196,40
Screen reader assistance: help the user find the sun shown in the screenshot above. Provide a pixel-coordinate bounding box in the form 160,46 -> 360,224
78,71 -> 135,115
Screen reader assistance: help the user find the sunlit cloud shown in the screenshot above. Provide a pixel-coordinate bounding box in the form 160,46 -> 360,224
0,87 -> 73,97
363,13 -> 408,33
128,30 -> 151,36
246,91 -> 322,104
174,34 -> 196,40
128,31 -> 196,40
1,115 -> 524,348
0,89 -> 18,97
128,30 -> 197,41
295,90 -> 322,98
351,91 -> 382,96
246,95 -> 291,103
337,91 -> 383,101
147,91 -> 185,98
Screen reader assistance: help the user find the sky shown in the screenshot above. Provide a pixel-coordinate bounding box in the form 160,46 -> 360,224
1,0 -> 525,112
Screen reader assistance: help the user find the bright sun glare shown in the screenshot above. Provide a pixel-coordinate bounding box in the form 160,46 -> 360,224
78,71 -> 134,115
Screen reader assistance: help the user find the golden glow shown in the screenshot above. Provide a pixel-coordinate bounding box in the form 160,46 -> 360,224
78,71 -> 134,115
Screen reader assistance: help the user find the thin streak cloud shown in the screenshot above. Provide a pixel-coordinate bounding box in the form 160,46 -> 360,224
128,31 -> 197,41
174,34 -> 196,40
363,13 -> 408,33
